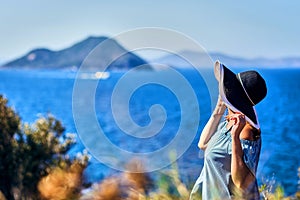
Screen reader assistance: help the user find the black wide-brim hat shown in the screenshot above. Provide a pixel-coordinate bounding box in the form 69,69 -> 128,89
214,61 -> 267,129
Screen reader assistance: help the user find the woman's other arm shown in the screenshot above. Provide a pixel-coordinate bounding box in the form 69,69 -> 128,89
198,96 -> 226,150
230,114 -> 255,190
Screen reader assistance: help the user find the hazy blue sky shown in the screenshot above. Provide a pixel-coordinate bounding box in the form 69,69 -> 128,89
1,0 -> 299,61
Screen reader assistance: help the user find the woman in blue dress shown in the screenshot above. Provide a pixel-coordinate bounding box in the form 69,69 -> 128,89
190,61 -> 267,200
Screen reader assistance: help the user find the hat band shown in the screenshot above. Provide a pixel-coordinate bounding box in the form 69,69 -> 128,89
237,73 -> 255,106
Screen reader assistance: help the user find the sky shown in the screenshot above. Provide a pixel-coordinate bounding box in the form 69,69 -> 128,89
1,0 -> 300,62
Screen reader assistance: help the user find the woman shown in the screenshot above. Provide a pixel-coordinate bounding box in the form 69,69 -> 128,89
190,61 -> 267,200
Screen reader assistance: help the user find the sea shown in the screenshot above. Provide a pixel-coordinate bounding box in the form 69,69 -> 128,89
0,67 -> 299,195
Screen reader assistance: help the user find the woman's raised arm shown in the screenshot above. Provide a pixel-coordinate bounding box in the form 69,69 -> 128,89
198,96 -> 226,150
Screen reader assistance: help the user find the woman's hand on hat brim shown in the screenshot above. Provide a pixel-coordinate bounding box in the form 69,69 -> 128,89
213,95 -> 226,116
227,113 -> 246,138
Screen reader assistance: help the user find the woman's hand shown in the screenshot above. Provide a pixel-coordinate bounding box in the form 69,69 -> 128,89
216,95 -> 225,108
213,95 -> 226,116
227,113 -> 246,138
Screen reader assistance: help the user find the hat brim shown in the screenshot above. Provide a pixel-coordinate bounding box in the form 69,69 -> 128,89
214,61 -> 260,129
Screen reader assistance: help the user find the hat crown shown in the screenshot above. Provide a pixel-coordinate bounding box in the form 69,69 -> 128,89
238,71 -> 267,105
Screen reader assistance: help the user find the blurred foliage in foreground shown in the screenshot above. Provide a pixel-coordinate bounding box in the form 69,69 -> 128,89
0,95 -> 88,200
0,95 -> 299,200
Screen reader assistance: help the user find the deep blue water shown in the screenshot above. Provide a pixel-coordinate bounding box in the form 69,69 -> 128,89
0,68 -> 299,195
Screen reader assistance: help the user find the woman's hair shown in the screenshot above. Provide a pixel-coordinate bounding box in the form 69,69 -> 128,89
247,122 -> 261,140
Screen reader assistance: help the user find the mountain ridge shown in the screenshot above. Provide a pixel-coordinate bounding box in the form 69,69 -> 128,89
151,50 -> 300,68
2,36 -> 300,70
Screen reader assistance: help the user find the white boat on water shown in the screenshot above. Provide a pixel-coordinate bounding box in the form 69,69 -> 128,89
78,71 -> 110,80
94,71 -> 110,79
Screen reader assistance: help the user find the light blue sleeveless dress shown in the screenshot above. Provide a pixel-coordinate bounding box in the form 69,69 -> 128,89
190,120 -> 261,200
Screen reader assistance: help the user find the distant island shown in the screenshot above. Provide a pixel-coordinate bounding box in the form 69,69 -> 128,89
1,36 -> 300,70
1,36 -> 150,71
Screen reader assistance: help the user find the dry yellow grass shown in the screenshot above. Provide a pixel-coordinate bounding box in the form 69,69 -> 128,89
38,162 -> 84,200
